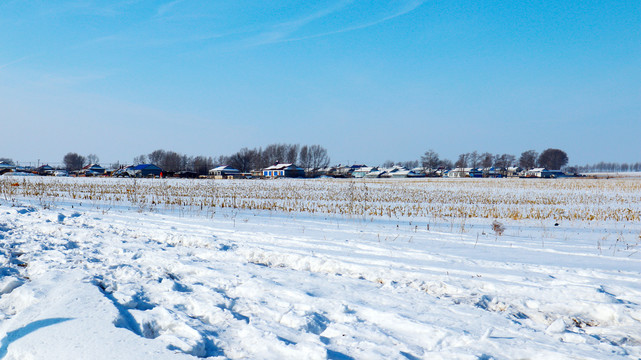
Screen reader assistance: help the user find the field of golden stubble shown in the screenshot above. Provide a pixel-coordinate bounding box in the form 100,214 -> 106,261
2,176 -> 640,223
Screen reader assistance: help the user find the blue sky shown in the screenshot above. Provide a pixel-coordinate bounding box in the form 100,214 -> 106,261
1,0 -> 639,167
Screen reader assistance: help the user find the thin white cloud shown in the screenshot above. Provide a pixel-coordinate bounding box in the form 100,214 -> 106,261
0,55 -> 35,71
2,1 -> 429,66
289,0 -> 427,42
62,1 -> 426,52
155,0 -> 186,18
241,0 -> 428,48
274,0 -> 355,31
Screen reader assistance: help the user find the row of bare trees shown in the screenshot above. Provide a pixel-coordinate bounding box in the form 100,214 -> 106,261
62,153 -> 100,171
132,150 -> 215,174
54,144 -> 329,176
127,143 -> 330,175
403,148 -> 571,171
225,144 -> 330,173
573,162 -> 641,173
452,152 -> 517,169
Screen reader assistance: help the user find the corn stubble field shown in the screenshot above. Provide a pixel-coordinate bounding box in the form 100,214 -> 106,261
2,176 -> 640,222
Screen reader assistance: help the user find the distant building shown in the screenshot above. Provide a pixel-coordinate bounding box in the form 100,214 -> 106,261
81,164 -> 106,176
524,168 -> 553,178
482,167 -> 505,178
209,166 -> 241,179
333,165 -> 362,178
446,168 -> 483,178
506,167 -> 523,177
129,164 -> 163,178
376,166 -> 406,178
469,168 -> 483,178
36,164 -> 55,176
364,169 -> 387,178
263,163 -> 305,178
389,168 -> 427,178
352,166 -> 377,178
447,168 -> 469,178
315,166 -> 334,177
407,168 -> 427,178
0,162 -> 16,175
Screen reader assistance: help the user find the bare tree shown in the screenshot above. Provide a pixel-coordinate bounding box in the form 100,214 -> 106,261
455,153 -> 469,168
438,159 -> 454,169
86,154 -> 100,165
480,152 -> 493,168
192,156 -> 213,175
63,152 -> 86,171
519,150 -> 538,169
493,153 -> 516,168
299,145 -> 311,170
382,160 -> 395,168
538,148 -> 568,170
182,154 -> 192,172
213,155 -> 229,167
286,144 -> 299,164
401,160 -> 419,169
148,149 -> 166,165
262,144 -> 285,166
504,154 -> 516,167
162,151 -> 183,172
469,151 -> 480,168
228,148 -> 257,173
133,154 -> 148,165
421,150 -> 440,170
309,145 -> 330,171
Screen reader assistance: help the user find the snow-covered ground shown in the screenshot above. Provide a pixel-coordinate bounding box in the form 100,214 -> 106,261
0,178 -> 640,359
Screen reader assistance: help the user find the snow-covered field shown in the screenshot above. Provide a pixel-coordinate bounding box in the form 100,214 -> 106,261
0,177 -> 640,359
584,172 -> 641,179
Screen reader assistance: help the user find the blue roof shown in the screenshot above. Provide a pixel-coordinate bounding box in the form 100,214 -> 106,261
133,164 -> 162,171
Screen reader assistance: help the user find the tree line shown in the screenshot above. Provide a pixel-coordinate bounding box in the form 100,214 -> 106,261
572,162 -> 641,173
220,144 -> 330,173
387,148 -> 570,171
57,143 -> 330,175
3,147 -> 639,175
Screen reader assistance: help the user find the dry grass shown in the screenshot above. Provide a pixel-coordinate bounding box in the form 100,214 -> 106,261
1,177 -> 640,222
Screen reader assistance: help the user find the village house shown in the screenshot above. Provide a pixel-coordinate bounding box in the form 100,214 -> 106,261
263,163 -> 305,178
507,166 -> 523,177
523,168 -> 557,178
36,164 -> 55,176
446,168 -> 484,178
127,164 -> 163,178
209,165 -> 241,179
364,169 -> 387,178
352,166 -> 377,178
482,167 -> 505,178
408,167 -> 428,178
447,168 -> 468,178
332,165 -> 362,178
81,164 -> 106,176
0,162 -> 16,175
